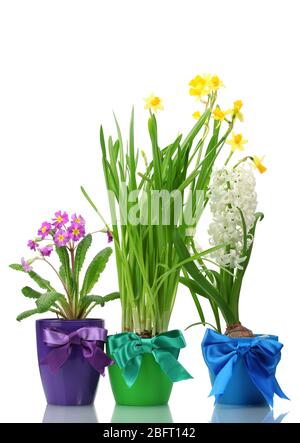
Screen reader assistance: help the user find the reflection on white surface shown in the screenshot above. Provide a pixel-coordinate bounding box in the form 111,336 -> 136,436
43,405 -> 98,423
211,404 -> 288,423
111,405 -> 173,423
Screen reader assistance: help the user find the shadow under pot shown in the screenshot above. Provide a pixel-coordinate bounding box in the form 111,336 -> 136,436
201,328 -> 288,407
36,318 -> 112,406
107,330 -> 192,406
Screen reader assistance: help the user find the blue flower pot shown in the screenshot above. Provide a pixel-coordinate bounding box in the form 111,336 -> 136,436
201,329 -> 287,407
209,358 -> 267,406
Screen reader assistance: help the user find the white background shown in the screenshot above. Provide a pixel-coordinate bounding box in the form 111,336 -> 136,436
0,0 -> 299,423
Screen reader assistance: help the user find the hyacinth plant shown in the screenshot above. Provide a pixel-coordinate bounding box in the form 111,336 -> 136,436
174,160 -> 266,337
82,74 -> 266,337
9,211 -> 119,321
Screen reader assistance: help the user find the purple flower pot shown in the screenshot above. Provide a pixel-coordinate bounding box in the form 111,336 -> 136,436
36,318 -> 105,406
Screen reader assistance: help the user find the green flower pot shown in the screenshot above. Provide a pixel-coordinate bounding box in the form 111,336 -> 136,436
107,344 -> 173,406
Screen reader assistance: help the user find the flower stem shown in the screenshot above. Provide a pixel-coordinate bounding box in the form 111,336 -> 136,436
233,156 -> 251,169
42,258 -> 73,318
70,245 -> 76,317
50,308 -> 67,319
224,150 -> 234,166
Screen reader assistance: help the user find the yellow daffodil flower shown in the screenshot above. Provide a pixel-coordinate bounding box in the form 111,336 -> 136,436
252,156 -> 267,174
234,100 -> 243,111
189,74 -> 210,99
192,111 -> 201,119
209,75 -> 224,92
144,94 -> 164,112
189,74 -> 224,99
212,107 -> 230,121
189,75 -> 204,88
226,133 -> 248,151
231,99 -> 244,121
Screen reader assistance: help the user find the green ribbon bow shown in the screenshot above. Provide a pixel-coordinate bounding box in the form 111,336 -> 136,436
108,329 -> 192,387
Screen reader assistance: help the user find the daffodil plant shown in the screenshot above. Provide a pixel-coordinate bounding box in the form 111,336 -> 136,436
82,74 -> 266,337
10,211 -> 119,320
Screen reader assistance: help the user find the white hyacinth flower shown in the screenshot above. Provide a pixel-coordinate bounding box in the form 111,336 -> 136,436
208,165 -> 257,269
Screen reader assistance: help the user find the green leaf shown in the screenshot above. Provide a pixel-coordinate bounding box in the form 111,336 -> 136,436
108,136 -> 121,196
9,263 -> 25,272
148,113 -> 162,189
249,212 -> 264,235
80,247 -> 112,297
196,118 -> 221,192
173,228 -> 235,324
128,107 -> 137,190
74,234 -> 92,279
80,292 -> 120,309
100,291 -> 120,303
238,212 -> 264,277
185,321 -> 219,332
28,271 -> 53,291
230,212 -> 264,315
182,269 -> 205,324
17,309 -> 39,321
59,265 -> 66,282
36,291 -> 65,313
10,264 -> 54,292
81,186 -> 100,214
55,246 -> 72,291
21,286 -> 42,299
81,186 -> 109,227
113,114 -> 125,174
179,276 -> 208,299
237,207 -> 248,256
181,109 -> 211,150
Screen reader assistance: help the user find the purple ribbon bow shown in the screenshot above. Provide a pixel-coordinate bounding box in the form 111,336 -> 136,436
41,326 -> 113,375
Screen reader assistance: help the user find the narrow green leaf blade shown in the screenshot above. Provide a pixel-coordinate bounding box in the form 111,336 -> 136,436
174,229 -> 235,324
181,109 -> 211,149
179,276 -> 208,299
80,247 -> 112,297
55,246 -> 72,291
74,234 -> 92,278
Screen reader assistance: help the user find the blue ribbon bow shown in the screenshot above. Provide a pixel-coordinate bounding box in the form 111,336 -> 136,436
201,329 -> 288,407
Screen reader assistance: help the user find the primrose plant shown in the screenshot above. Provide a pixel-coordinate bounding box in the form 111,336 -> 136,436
10,211 -> 119,320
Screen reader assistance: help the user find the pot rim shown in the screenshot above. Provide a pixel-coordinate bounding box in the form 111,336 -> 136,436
107,328 -> 183,338
35,318 -> 104,323
205,328 -> 278,342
